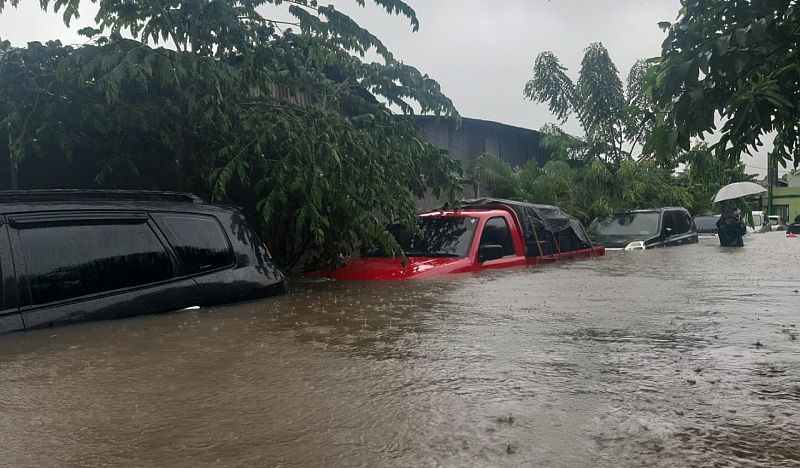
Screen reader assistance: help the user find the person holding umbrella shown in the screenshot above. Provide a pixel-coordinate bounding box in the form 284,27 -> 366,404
711,182 -> 767,247
716,205 -> 746,246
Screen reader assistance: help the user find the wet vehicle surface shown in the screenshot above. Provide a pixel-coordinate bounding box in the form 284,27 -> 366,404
590,208 -> 697,249
0,191 -> 286,333
0,234 -> 798,467
317,199 -> 603,281
693,215 -> 720,235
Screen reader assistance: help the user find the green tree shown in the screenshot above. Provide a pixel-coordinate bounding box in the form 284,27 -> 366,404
508,43 -> 692,221
649,0 -> 800,169
507,36 -> 759,221
0,0 -> 461,270
475,154 -> 691,223
524,44 -> 656,165
677,144 -> 755,215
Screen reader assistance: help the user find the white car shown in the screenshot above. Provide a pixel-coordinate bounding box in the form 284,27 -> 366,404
768,215 -> 788,231
749,211 -> 769,234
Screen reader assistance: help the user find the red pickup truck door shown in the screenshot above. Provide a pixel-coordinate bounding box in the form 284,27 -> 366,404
474,214 -> 527,269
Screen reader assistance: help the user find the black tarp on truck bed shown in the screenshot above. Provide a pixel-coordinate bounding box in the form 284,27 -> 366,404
453,198 -> 593,257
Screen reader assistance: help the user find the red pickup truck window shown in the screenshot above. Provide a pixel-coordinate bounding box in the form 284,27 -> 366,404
480,217 -> 516,257
365,216 -> 478,258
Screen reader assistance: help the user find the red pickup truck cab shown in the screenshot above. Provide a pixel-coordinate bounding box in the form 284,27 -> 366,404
316,199 -> 604,281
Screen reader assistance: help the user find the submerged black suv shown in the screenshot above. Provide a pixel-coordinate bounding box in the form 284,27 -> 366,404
0,190 -> 286,334
588,207 -> 699,250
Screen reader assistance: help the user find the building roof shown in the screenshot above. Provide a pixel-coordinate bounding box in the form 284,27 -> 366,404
411,115 -> 542,137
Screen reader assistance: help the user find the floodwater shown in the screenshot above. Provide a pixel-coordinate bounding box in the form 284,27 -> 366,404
1,234 -> 799,467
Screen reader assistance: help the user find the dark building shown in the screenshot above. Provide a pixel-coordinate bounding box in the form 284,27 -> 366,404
413,116 -> 551,170
412,116 -> 551,210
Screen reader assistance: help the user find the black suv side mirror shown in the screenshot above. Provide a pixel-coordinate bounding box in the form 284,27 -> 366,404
662,227 -> 673,237
478,244 -> 505,262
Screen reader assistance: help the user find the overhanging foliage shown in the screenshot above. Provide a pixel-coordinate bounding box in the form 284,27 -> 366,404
0,0 -> 462,270
650,0 -> 800,169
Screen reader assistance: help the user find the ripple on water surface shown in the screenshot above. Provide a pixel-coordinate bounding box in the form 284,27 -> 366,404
0,234 -> 798,467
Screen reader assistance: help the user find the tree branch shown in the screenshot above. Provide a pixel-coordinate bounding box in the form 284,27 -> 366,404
147,0 -> 183,51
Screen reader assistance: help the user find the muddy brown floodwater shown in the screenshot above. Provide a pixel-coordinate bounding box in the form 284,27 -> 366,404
1,234 -> 799,467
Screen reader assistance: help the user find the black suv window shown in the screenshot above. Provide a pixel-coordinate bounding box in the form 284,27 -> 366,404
677,211 -> 691,234
661,211 -> 678,236
157,215 -> 233,274
0,222 -> 4,310
17,220 -> 174,306
479,217 -> 515,257
667,210 -> 689,235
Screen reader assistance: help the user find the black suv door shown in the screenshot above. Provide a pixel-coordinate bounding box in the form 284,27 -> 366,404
658,210 -> 676,246
8,212 -> 201,330
678,210 -> 698,244
0,217 -> 24,333
150,211 -> 285,305
663,210 -> 694,246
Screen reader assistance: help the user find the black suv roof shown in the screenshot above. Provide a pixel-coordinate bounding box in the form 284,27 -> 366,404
0,190 -> 235,216
0,190 -> 203,204
612,207 -> 689,214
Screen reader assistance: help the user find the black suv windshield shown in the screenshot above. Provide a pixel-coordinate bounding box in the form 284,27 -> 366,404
366,216 -> 478,258
589,212 -> 660,237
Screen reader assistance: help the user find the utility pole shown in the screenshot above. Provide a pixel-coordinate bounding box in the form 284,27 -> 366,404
767,161 -> 773,216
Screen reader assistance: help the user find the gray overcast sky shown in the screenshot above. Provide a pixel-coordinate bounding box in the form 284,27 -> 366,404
0,0 -> 777,174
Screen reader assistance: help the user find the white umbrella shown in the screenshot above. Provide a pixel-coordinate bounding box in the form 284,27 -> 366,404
711,181 -> 767,203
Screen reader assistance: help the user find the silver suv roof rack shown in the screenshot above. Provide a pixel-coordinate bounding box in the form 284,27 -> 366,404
0,189 -> 204,204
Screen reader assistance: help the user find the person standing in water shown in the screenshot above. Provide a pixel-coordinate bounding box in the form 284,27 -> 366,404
787,214 -> 800,235
716,205 -> 746,246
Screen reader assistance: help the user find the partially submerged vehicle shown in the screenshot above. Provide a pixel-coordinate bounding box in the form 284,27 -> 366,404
589,208 -> 698,250
696,211 -> 770,237
693,215 -> 720,237
768,215 -> 788,232
749,211 -> 770,233
0,190 -> 287,334
312,198 -> 604,280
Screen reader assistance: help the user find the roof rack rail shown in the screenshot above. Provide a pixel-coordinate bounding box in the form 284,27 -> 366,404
0,189 -> 204,204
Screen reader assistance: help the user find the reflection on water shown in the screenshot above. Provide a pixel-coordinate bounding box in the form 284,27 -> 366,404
0,233 -> 798,467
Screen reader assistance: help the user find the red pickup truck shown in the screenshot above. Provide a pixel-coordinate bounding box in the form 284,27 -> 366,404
314,198 -> 605,280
